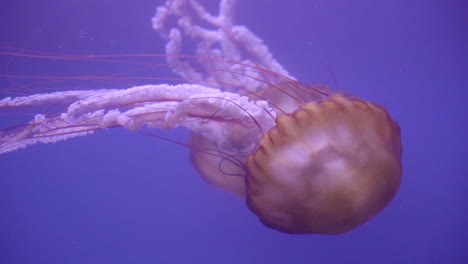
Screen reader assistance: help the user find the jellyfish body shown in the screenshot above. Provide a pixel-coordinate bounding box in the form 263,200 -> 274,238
0,0 -> 402,234
247,95 -> 402,234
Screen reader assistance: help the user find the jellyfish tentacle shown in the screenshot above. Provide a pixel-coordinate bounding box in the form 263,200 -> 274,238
152,0 -> 293,93
0,84 -> 276,155
0,89 -> 107,108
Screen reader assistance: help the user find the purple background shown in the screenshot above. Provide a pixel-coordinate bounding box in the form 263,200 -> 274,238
0,0 -> 466,263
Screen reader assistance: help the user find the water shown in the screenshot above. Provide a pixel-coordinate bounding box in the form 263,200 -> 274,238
0,0 -> 466,263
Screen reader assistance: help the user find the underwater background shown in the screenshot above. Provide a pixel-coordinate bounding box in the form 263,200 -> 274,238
0,0 -> 466,263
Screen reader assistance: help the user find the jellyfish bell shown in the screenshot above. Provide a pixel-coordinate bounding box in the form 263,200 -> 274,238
246,94 -> 402,234
0,0 -> 403,235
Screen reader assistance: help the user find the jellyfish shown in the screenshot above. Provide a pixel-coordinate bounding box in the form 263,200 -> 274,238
0,0 -> 402,234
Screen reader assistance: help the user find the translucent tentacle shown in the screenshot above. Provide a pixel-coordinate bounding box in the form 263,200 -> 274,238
152,0 -> 294,92
0,84 -> 275,154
